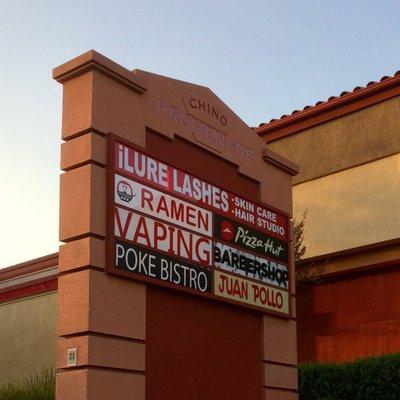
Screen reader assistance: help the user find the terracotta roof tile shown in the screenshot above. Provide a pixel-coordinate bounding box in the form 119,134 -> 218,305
256,70 -> 400,129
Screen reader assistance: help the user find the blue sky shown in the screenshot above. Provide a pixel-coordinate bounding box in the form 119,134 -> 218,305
1,0 -> 400,267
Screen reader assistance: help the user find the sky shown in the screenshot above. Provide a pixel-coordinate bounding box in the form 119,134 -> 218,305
1,0 -> 400,267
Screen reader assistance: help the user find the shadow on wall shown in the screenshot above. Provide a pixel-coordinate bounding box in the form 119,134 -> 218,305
296,265 -> 400,363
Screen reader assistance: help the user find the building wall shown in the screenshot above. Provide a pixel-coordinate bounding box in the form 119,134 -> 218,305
264,95 -> 400,363
0,292 -> 57,384
293,153 -> 400,258
268,99 -> 400,259
267,97 -> 400,185
297,264 -> 400,363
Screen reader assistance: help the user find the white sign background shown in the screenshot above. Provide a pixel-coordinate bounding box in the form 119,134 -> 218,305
115,174 -> 212,237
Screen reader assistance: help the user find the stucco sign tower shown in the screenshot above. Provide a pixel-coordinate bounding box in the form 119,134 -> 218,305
54,51 -> 299,400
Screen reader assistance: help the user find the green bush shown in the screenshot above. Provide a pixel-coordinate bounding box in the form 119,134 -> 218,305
0,369 -> 55,400
299,353 -> 400,400
2,357 -> 400,400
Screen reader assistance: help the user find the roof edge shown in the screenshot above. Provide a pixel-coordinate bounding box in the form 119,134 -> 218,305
0,253 -> 59,282
256,73 -> 400,142
295,237 -> 400,283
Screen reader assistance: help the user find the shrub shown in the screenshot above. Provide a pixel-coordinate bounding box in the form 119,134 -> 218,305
0,369 -> 55,400
299,353 -> 400,400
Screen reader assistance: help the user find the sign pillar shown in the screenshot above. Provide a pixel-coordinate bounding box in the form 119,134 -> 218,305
54,52 -> 147,399
54,50 -> 299,400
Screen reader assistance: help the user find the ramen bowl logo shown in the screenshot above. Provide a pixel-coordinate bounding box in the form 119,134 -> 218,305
117,181 -> 134,202
220,220 -> 234,242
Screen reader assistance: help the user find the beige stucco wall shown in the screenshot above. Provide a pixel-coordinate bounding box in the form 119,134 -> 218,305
268,97 -> 400,184
294,153 -> 400,258
0,292 -> 57,384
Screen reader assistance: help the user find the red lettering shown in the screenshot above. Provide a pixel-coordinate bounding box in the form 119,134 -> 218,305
114,207 -> 132,240
170,200 -> 184,222
167,225 -> 175,255
176,229 -> 192,260
276,292 -> 283,309
132,216 -> 151,247
186,206 -> 196,227
231,279 -> 248,299
218,275 -> 227,293
232,280 -> 241,297
198,210 -> 209,233
252,284 -> 260,302
141,188 -> 154,210
154,221 -> 167,248
156,195 -> 169,217
195,237 -> 211,265
241,281 -> 248,299
252,284 -> 282,309
260,288 -> 268,305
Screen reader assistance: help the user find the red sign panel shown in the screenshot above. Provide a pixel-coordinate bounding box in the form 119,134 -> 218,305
115,141 -> 287,240
114,206 -> 212,266
115,174 -> 212,237
107,135 -> 291,317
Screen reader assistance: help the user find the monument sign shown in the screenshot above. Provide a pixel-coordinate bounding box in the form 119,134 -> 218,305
54,50 -> 299,400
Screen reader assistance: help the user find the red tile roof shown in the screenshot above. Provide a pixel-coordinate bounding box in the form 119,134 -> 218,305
255,70 -> 400,142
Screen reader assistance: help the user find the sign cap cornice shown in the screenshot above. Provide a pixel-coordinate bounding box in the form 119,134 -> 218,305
262,148 -> 299,176
53,50 -> 147,94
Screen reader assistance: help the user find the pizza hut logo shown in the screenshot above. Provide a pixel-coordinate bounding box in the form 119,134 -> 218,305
117,181 -> 134,202
220,220 -> 234,242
